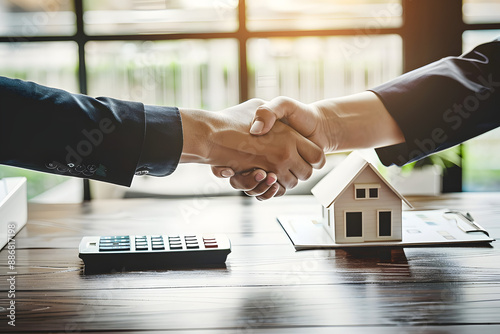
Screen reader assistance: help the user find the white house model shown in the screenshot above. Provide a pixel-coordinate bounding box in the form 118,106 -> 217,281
311,152 -> 412,244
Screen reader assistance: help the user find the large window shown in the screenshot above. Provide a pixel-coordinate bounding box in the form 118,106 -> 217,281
462,28 -> 500,191
1,0 -> 500,199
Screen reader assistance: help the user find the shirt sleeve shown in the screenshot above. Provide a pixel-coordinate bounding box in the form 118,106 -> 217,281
371,38 -> 500,166
135,105 -> 183,177
0,76 -> 183,186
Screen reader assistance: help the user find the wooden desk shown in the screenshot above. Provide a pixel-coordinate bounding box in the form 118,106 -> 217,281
1,193 -> 500,333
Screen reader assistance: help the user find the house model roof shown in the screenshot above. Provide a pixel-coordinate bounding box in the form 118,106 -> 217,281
311,152 -> 412,209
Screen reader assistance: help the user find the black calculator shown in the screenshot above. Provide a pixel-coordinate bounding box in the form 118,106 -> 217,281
78,234 -> 231,272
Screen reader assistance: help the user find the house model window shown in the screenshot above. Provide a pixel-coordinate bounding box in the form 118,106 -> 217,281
354,184 -> 380,199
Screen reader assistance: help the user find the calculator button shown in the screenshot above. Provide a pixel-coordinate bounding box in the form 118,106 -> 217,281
186,244 -> 199,249
204,244 -> 218,248
135,246 -> 148,251
152,245 -> 165,250
99,245 -> 130,251
101,236 -> 129,239
169,245 -> 183,250
100,243 -> 130,247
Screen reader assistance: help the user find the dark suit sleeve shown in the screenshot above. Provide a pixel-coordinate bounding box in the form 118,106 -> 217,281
371,38 -> 500,166
0,76 -> 183,186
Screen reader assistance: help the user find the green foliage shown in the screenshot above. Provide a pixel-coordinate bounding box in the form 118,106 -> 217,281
0,166 -> 67,199
400,146 -> 462,175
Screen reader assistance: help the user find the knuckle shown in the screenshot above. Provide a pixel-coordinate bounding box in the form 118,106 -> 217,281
301,168 -> 313,181
286,177 -> 298,189
275,96 -> 291,105
277,150 -> 293,163
312,151 -> 326,166
249,97 -> 266,105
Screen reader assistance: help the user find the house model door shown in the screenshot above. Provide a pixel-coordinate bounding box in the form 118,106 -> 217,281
344,210 -> 364,242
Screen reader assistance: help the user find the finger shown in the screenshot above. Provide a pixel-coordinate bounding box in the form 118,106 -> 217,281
255,183 -> 281,201
244,173 -> 278,196
265,172 -> 277,186
257,182 -> 286,201
296,137 -> 326,170
211,166 -> 235,178
245,181 -> 274,197
229,169 -> 268,191
274,184 -> 286,197
278,169 -> 300,189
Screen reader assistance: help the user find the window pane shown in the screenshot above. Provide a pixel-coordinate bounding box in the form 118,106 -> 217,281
463,0 -> 500,24
247,0 -> 402,31
462,30 -> 500,191
86,40 -> 239,109
356,188 -> 366,199
0,0 -> 75,36
0,42 -> 78,199
83,0 -> 238,35
369,188 -> 378,198
248,35 -> 402,102
378,211 -> 391,236
346,212 -> 362,237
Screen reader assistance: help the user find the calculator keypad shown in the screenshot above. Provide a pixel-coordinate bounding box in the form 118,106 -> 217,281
97,235 -> 221,252
99,236 -> 130,251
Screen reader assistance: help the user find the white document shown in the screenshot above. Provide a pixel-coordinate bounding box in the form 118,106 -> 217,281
0,177 -> 28,250
278,209 -> 495,250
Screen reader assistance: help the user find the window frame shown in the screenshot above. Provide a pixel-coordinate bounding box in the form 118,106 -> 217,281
354,183 -> 380,200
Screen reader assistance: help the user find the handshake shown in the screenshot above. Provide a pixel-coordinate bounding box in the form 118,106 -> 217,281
179,92 -> 405,200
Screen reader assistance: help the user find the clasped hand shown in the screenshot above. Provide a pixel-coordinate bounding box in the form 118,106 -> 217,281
209,92 -> 404,200
179,99 -> 326,195
212,97 -> 334,200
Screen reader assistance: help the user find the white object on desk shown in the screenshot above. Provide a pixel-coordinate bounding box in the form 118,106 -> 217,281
0,177 -> 27,250
278,209 -> 495,250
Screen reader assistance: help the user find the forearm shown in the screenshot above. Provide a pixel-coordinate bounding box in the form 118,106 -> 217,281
311,91 -> 404,152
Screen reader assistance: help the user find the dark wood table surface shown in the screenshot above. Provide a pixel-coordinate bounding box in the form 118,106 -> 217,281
1,193 -> 500,333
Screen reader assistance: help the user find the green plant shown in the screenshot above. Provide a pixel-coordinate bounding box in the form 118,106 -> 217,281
400,146 -> 462,174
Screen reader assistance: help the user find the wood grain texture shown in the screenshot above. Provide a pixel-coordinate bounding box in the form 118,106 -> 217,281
1,193 -> 500,333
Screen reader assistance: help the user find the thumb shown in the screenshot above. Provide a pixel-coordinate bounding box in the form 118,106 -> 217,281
249,108 -> 277,136
250,97 -> 294,135
250,96 -> 312,137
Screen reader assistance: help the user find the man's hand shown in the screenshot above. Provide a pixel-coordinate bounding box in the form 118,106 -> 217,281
213,92 -> 405,200
249,96 -> 334,151
180,99 -> 326,190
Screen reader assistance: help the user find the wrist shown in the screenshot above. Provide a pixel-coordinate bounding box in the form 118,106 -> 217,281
178,108 -> 216,164
309,101 -> 342,153
313,91 -> 404,152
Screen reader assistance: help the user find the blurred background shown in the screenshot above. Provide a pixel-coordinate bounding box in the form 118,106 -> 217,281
0,0 -> 499,201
